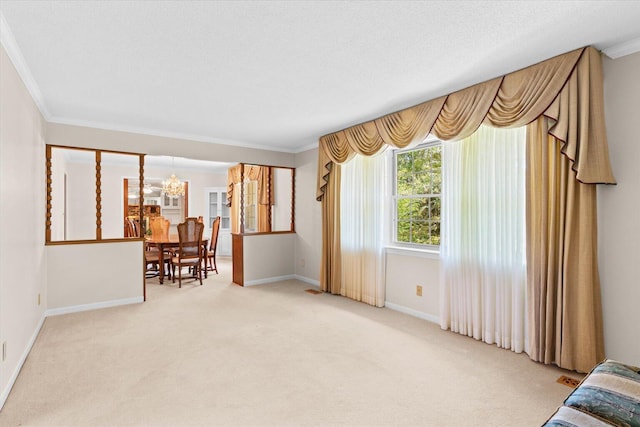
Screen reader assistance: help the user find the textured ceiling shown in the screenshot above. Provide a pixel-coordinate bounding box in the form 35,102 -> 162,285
2,1 -> 640,153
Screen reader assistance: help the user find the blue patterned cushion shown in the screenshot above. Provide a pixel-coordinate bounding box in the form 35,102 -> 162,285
544,359 -> 640,427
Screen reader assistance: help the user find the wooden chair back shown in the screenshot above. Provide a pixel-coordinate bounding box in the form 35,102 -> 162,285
209,216 -> 221,252
125,219 -> 134,237
150,217 -> 170,240
125,218 -> 140,237
176,218 -> 204,259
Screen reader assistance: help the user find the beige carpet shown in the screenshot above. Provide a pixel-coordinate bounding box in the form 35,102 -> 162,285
0,258 -> 580,426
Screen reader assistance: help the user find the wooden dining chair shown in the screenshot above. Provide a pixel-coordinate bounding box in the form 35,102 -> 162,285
147,217 -> 172,279
124,217 -> 166,279
150,216 -> 170,240
124,219 -> 134,237
145,243 -> 169,279
205,216 -> 221,274
171,218 -> 204,287
125,218 -> 140,237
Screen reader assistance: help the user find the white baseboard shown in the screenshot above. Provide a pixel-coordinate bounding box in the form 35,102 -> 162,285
45,296 -> 144,317
243,275 -> 297,286
294,275 -> 320,287
384,301 -> 440,325
244,275 -> 320,287
0,313 -> 46,410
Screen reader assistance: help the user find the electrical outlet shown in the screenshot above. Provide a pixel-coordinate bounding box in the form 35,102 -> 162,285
38,293 -> 41,306
2,342 -> 6,362
416,285 -> 423,296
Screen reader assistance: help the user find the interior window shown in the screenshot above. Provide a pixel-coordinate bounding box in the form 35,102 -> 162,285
46,144 -> 143,244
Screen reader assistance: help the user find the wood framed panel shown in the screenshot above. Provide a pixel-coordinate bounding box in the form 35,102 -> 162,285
45,144 -> 145,245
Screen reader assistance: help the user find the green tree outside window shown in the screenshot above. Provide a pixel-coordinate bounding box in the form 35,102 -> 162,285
394,143 -> 441,246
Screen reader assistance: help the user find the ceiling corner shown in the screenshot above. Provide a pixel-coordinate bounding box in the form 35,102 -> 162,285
602,36 -> 640,59
0,10 -> 51,120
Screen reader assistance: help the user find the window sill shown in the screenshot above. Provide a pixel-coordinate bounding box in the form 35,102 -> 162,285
385,245 -> 440,259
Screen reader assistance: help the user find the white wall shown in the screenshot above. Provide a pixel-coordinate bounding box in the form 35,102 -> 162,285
385,251 -> 441,323
101,153 -> 140,239
599,52 -> 640,366
273,167 -> 292,231
46,242 -> 144,312
0,45 -> 47,408
243,233 -> 296,285
294,148 -> 322,284
65,160 -> 97,240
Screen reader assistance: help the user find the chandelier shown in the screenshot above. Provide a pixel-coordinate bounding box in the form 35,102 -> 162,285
162,173 -> 185,197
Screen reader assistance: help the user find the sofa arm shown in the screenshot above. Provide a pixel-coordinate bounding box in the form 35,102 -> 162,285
543,359 -> 640,427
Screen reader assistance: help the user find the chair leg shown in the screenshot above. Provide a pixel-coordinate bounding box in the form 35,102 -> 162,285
178,262 -> 182,288
198,262 -> 203,286
213,255 -> 218,274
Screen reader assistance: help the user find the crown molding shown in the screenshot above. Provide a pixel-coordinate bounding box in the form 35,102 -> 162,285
0,11 -> 51,120
294,142 -> 319,153
602,36 -> 640,59
48,115 -> 301,154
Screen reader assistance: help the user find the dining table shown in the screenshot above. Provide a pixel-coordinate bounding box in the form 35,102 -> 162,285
145,236 -> 209,284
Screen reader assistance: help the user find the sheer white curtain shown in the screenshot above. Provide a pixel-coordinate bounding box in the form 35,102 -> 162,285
340,152 -> 387,307
440,125 -> 527,353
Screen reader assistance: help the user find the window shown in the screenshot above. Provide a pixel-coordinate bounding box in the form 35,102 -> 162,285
243,180 -> 258,232
393,141 -> 442,247
46,145 -> 144,244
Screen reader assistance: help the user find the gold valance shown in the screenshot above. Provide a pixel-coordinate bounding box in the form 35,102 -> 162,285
316,46 -> 615,200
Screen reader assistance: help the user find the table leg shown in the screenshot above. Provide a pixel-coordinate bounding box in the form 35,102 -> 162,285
203,243 -> 208,279
159,243 -> 165,284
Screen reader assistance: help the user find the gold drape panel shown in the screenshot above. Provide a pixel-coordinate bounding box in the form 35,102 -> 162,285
526,117 -> 604,373
316,46 -> 615,371
228,166 -> 242,234
257,165 -> 271,233
231,183 -> 240,234
319,163 -> 342,294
